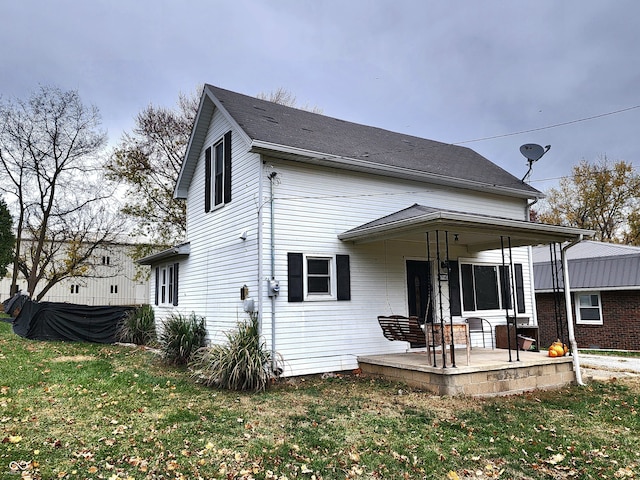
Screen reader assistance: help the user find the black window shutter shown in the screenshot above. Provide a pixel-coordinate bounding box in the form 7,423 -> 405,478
448,260 -> 461,316
515,263 -> 526,313
287,253 -> 303,302
336,254 -> 351,301
173,262 -> 179,306
461,263 -> 475,311
154,267 -> 159,306
499,265 -> 512,310
223,131 -> 232,204
204,147 -> 212,212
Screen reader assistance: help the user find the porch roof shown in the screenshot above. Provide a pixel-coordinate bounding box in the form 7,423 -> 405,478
137,242 -> 191,265
338,204 -> 593,251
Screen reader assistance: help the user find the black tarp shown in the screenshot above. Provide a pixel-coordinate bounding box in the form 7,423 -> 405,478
3,293 -> 133,343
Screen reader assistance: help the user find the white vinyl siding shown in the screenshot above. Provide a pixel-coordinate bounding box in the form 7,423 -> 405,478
161,107 -> 262,337
154,105 -> 536,377
258,160 -> 533,376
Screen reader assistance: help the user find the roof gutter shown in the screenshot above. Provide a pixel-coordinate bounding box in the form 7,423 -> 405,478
561,235 -> 585,386
250,140 -> 543,200
137,243 -> 191,265
338,210 -> 588,243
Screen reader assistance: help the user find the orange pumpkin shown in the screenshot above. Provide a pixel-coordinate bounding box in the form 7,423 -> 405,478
548,339 -> 568,357
548,340 -> 567,357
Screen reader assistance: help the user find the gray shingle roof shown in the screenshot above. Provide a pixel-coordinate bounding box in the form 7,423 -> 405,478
202,84 -> 541,198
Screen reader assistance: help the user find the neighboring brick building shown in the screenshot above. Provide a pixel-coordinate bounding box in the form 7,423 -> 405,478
533,241 -> 640,351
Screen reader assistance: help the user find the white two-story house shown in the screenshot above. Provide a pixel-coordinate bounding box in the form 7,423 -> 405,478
140,84 -> 587,377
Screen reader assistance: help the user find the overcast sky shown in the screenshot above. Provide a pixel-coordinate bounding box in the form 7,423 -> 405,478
2,0 -> 639,193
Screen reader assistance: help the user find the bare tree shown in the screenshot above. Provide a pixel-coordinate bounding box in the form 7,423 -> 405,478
106,89 -> 199,259
0,85 -> 126,300
257,87 -> 323,114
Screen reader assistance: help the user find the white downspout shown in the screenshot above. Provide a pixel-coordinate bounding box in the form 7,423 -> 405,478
257,162 -> 264,336
269,171 -> 277,372
561,235 -> 584,385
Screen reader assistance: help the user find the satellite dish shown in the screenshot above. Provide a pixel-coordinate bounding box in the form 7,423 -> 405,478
520,144 -> 550,183
520,144 -> 546,162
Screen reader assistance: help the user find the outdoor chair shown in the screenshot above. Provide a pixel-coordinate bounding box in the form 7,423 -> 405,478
465,317 -> 494,349
425,322 -> 471,365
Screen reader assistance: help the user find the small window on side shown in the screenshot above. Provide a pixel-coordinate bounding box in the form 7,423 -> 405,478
307,257 -> 331,295
575,292 -> 603,325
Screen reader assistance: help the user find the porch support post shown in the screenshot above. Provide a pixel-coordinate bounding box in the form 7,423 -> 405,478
436,230 -> 448,368
508,236 -> 520,362
426,231 -> 438,367
445,230 -> 456,367
500,236 -> 514,362
550,243 -> 566,343
562,236 -> 585,386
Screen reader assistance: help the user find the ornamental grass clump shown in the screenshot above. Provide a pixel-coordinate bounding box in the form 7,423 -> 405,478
160,312 -> 207,366
190,313 -> 273,392
117,304 -> 157,346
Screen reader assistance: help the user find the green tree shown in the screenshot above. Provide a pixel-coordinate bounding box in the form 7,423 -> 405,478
0,85 -> 125,299
0,198 -> 15,278
105,89 -> 199,258
539,158 -> 640,244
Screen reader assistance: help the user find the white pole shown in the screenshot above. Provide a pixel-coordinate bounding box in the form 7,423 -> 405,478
561,236 -> 584,385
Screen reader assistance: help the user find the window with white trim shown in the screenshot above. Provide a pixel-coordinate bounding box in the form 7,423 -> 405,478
575,292 -> 603,325
306,256 -> 333,298
204,131 -> 232,212
287,252 -> 351,302
459,262 -> 525,313
155,263 -> 179,306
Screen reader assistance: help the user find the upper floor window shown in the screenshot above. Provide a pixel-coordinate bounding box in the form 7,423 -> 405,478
204,131 -> 232,212
575,292 -> 603,325
102,256 -> 110,265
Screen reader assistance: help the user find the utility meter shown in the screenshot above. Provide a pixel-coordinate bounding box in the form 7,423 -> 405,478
268,279 -> 280,297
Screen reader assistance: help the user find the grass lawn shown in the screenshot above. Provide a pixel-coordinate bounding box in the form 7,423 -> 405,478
0,321 -> 639,479
580,350 -> 640,358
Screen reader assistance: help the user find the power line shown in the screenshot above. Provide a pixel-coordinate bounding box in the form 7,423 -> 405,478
452,104 -> 640,145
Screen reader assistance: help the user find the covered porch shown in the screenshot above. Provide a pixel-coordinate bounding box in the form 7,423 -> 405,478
339,205 -> 593,396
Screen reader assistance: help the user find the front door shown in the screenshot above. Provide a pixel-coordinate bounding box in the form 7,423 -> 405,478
406,260 -> 433,325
